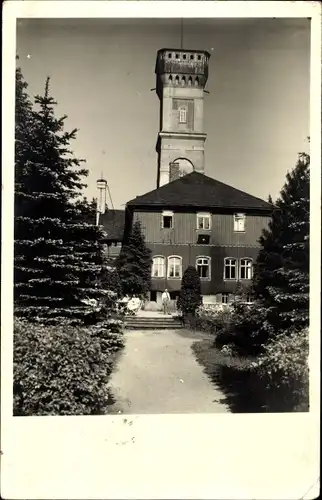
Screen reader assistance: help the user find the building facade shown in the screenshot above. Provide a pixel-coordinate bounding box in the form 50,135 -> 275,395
126,171 -> 272,308
102,46 -> 273,309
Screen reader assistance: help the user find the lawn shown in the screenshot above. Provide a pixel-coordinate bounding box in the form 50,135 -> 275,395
191,337 -> 305,412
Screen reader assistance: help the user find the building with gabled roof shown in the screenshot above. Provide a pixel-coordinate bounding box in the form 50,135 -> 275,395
127,171 -> 272,212
102,46 -> 273,309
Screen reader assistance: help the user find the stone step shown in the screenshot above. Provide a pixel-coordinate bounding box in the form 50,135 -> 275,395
125,324 -> 184,330
124,317 -> 184,330
125,319 -> 182,324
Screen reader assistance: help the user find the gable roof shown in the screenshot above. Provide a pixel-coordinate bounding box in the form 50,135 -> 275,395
127,172 -> 273,212
99,209 -> 125,241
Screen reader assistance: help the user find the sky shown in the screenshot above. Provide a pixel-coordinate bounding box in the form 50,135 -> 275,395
16,18 -> 310,209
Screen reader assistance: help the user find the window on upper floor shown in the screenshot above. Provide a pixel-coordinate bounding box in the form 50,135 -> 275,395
162,211 -> 173,229
233,213 -> 246,232
152,256 -> 165,278
224,257 -> 237,280
179,107 -> 187,124
240,258 -> 253,280
168,256 -> 182,279
196,256 -> 211,279
197,212 -> 211,230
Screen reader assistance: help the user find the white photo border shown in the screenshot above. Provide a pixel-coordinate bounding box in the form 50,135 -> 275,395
1,2 -> 321,499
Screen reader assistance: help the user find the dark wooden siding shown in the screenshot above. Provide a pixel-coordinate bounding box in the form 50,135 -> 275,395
134,210 -> 270,247
148,243 -> 260,294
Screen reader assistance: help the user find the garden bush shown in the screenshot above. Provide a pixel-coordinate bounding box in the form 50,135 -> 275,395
251,327 -> 309,410
13,317 -> 124,416
212,302 -> 272,356
196,305 -> 233,335
177,266 -> 202,323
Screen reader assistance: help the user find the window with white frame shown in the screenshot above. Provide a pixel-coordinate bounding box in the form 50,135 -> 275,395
224,257 -> 237,280
222,293 -> 229,304
240,258 -> 253,280
233,213 -> 246,232
179,107 -> 187,124
162,211 -> 173,229
151,256 -> 165,278
196,256 -> 211,279
168,256 -> 182,279
197,212 -> 211,230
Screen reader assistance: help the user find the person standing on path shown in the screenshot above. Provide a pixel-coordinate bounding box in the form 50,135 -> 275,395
161,289 -> 171,315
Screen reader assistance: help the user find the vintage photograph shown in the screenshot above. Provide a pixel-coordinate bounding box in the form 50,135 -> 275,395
13,17 -> 310,416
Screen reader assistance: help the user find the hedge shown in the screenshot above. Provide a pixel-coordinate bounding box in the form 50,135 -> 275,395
13,318 -> 124,416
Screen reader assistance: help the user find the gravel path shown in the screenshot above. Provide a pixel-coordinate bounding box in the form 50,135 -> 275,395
107,329 -> 230,414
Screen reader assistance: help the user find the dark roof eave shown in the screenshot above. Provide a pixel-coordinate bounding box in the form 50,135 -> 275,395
126,203 -> 273,213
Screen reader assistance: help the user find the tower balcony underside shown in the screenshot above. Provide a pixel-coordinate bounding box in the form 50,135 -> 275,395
159,131 -> 207,141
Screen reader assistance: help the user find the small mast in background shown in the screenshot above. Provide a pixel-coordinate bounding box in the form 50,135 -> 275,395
96,176 -> 107,225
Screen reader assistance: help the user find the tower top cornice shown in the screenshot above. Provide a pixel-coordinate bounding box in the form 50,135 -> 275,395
157,48 -> 211,58
155,48 -> 210,91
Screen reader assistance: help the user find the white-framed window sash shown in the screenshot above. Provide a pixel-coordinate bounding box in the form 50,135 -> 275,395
196,256 -> 211,279
152,256 -> 166,278
167,255 -> 182,279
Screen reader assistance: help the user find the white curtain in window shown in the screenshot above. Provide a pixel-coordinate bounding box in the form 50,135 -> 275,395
168,256 -> 182,278
152,256 -> 165,278
240,258 -> 253,279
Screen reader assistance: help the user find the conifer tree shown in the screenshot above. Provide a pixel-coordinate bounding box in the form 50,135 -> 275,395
14,72 -> 109,324
253,152 -> 310,336
116,220 -> 152,298
177,265 -> 203,316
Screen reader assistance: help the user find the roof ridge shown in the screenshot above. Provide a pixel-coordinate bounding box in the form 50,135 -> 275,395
200,172 -> 272,205
126,171 -> 273,210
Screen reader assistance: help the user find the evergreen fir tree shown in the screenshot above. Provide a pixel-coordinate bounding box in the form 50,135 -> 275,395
253,152 -> 310,336
116,220 -> 152,298
177,265 -> 203,316
14,73 -> 109,324
15,63 -> 36,198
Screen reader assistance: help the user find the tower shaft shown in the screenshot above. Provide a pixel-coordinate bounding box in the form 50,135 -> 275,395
155,48 -> 210,187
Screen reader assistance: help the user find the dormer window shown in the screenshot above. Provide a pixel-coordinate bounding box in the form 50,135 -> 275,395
233,213 -> 246,232
179,107 -> 187,124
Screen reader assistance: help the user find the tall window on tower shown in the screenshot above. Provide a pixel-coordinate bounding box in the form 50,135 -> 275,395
179,107 -> 187,124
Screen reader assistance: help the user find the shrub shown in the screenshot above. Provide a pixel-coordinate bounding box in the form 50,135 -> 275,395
214,302 -> 272,356
196,305 -> 233,334
13,318 -> 124,416
251,327 -> 309,410
177,266 -> 202,318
